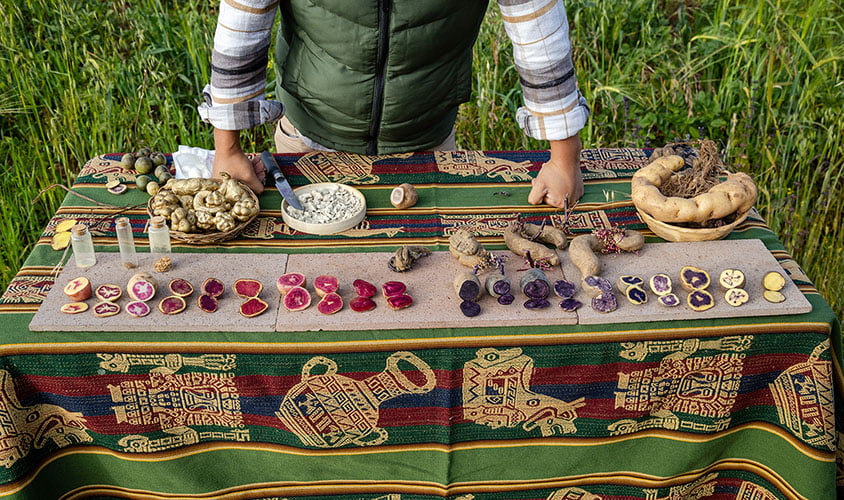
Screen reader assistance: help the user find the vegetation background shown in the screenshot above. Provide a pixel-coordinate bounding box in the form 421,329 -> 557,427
1,0 -> 841,319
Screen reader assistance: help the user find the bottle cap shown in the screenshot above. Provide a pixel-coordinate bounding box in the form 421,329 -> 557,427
71,224 -> 88,236
149,216 -> 166,229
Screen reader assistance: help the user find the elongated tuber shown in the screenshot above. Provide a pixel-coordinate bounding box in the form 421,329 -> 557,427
449,229 -> 496,269
568,230 -> 644,285
503,222 -> 560,267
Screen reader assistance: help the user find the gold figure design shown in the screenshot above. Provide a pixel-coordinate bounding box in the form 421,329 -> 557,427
463,348 -> 585,436
611,353 -> 743,435
0,369 -> 92,468
117,426 -> 250,453
434,151 -> 533,182
619,336 -> 753,362
547,487 -> 602,499
294,151 -> 413,185
769,340 -> 834,450
109,372 -> 244,431
276,352 -> 435,448
643,473 -> 718,500
98,353 -> 236,374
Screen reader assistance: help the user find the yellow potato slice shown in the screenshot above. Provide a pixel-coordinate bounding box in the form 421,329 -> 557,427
51,231 -> 71,250
55,219 -> 78,233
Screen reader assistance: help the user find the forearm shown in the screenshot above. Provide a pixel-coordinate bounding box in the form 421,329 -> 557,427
549,136 -> 581,169
214,128 -> 243,158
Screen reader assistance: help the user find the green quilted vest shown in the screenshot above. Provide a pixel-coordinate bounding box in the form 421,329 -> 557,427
274,0 -> 488,154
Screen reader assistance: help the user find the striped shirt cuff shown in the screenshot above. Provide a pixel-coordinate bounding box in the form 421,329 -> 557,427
516,92 -> 589,141
197,84 -> 283,131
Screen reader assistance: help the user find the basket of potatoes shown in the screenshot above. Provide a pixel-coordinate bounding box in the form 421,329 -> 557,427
147,173 -> 260,244
631,143 -> 757,242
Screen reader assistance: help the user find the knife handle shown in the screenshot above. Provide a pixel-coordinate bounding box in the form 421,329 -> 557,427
261,151 -> 283,185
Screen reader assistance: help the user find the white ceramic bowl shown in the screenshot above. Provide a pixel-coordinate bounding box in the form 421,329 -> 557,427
281,183 -> 366,235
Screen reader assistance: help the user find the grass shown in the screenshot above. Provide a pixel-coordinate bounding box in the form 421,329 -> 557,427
1,0 -> 842,319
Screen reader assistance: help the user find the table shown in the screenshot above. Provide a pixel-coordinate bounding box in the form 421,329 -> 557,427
1,149 -> 840,499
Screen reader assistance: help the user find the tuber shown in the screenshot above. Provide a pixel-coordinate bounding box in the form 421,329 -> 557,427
60,302 -> 89,314
520,268 -> 552,299
352,279 -> 378,298
725,287 -> 750,307
350,296 -> 376,312
313,275 -> 339,297
454,270 -> 482,301
503,221 -> 560,267
657,293 -> 681,307
197,294 -> 219,313
234,278 -> 263,298
240,297 -> 269,317
582,275 -> 613,298
93,302 -> 120,318
316,292 -> 343,315
283,286 -> 312,312
386,294 -> 413,310
64,277 -> 92,302
553,279 -> 576,299
388,245 -> 431,272
568,230 -> 644,288
679,266 -> 711,291
591,292 -> 618,313
202,277 -> 225,298
390,183 -> 419,209
126,300 -> 151,318
762,271 -> 786,291
624,285 -> 648,305
158,295 -> 187,315
559,298 -> 582,312
763,290 -> 786,303
687,289 -> 715,311
127,272 -> 157,302
448,229 -> 496,269
169,278 -> 194,297
277,273 -> 306,295
485,272 -> 511,298
649,274 -> 673,296
95,284 -> 122,302
382,281 -> 407,297
718,269 -> 746,290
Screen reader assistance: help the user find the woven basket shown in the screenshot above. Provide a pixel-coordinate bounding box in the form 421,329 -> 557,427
146,182 -> 259,244
636,207 -> 749,242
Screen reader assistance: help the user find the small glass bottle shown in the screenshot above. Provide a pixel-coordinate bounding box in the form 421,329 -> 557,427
147,215 -> 171,259
115,217 -> 138,269
70,223 -> 97,268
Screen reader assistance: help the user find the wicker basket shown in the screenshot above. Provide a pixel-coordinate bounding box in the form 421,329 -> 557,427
146,182 -> 259,244
636,207 -> 749,242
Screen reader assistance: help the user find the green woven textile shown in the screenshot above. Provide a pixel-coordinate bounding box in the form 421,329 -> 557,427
0,149 -> 840,499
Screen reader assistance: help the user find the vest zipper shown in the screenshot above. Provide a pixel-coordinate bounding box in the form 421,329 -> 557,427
367,0 -> 391,155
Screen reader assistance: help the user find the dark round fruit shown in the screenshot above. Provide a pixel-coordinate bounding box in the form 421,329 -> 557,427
135,156 -> 154,175
121,153 -> 136,169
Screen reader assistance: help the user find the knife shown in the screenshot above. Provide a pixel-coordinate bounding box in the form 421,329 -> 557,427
261,151 -> 303,211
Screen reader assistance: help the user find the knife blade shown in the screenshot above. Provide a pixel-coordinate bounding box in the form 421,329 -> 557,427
261,151 -> 303,211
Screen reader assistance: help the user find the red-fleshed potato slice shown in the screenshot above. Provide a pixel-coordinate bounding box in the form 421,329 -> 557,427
169,278 -> 194,297
158,295 -> 187,315
283,286 -> 311,312
125,300 -> 151,318
240,297 -> 269,317
385,294 -> 413,310
127,272 -> 157,302
95,284 -> 122,302
60,302 -> 89,314
197,294 -> 219,313
234,278 -> 263,298
93,301 -> 120,318
277,272 -> 306,295
316,292 -> 343,314
381,281 -> 407,298
349,296 -> 376,312
352,279 -> 377,299
313,275 -> 339,297
64,277 -> 92,301
201,278 -> 225,298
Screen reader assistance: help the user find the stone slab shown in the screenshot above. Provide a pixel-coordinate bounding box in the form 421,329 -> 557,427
559,238 -> 812,325
29,252 -> 287,332
278,251 -> 578,332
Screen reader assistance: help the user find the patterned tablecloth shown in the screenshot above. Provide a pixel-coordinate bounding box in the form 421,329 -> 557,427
0,149 -> 840,499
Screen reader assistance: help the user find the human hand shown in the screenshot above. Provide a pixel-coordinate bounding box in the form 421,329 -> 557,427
212,129 -> 265,195
527,136 -> 583,208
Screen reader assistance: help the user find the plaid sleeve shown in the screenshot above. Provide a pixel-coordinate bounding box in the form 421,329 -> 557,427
498,0 -> 589,141
197,0 -> 283,131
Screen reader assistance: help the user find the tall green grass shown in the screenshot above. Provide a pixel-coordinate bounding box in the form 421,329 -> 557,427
2,0 -> 842,318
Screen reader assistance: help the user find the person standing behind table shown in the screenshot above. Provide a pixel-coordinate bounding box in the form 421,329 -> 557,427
198,0 -> 590,208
